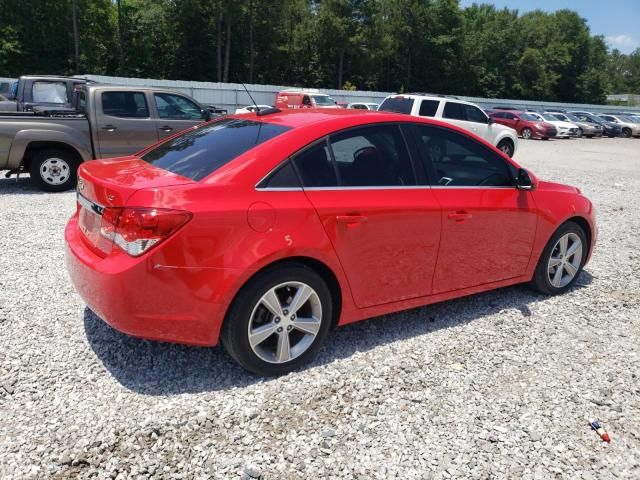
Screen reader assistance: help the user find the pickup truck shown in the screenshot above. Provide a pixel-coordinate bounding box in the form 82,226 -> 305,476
0,75 -> 93,113
0,84 -> 211,191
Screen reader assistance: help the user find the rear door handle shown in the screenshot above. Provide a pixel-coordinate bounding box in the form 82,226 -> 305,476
101,125 -> 117,132
159,125 -> 173,132
448,211 -> 472,222
336,215 -> 368,225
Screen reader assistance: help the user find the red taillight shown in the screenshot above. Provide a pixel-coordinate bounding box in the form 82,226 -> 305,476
101,207 -> 192,257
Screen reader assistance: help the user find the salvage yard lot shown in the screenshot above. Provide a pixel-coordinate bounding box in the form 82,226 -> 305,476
1,138 -> 639,479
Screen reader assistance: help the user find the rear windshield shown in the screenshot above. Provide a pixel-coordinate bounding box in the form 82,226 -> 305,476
141,118 -> 290,181
378,97 -> 415,114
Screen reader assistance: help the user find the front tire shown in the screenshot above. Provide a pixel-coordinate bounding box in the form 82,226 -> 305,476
531,221 -> 587,295
622,128 -> 632,138
29,149 -> 79,192
221,264 -> 333,376
521,127 -> 532,140
497,139 -> 514,157
576,128 -> 583,138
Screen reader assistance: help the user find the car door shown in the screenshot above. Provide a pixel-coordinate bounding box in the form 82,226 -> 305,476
413,124 -> 538,293
441,101 -> 490,140
294,124 -> 442,308
152,92 -> 207,139
95,90 -> 160,158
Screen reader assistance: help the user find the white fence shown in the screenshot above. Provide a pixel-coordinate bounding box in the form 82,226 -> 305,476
2,74 -> 639,114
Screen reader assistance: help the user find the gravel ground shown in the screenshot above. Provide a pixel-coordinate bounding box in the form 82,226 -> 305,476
1,137 -> 639,479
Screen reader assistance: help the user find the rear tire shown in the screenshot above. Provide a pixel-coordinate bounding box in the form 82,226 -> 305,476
29,149 -> 80,192
530,221 -> 587,295
496,139 -> 514,157
221,264 -> 333,376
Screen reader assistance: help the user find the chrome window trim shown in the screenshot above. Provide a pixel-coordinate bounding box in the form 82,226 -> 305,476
255,187 -> 304,192
302,186 -> 432,191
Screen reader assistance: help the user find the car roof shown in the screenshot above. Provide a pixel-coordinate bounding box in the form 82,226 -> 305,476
383,93 -> 482,108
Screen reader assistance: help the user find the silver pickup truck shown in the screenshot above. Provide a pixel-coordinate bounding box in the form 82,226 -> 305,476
0,84 -> 211,191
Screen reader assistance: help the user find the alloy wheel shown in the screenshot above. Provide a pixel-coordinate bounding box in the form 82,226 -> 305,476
522,128 -> 532,139
247,282 -> 322,364
547,232 -> 583,288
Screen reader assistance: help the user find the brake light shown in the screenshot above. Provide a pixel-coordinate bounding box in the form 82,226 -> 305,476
100,207 -> 192,257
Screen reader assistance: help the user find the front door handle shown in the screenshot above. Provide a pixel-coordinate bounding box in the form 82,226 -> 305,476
159,126 -> 173,132
336,215 -> 368,225
448,210 -> 472,222
101,125 -> 117,132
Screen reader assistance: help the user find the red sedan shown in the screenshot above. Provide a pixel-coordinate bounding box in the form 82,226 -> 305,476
65,109 -> 596,376
490,110 -> 558,139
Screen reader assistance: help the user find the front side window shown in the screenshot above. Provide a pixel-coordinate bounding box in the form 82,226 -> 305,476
141,118 -> 290,181
32,81 -> 68,103
102,91 -> 149,118
154,93 -> 203,120
464,105 -> 488,123
329,125 -> 415,187
293,141 -> 337,187
378,97 -> 415,114
442,102 -> 466,121
415,125 -> 513,187
419,99 -> 440,117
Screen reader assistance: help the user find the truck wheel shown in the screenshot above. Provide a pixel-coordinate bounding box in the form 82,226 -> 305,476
29,149 -> 80,192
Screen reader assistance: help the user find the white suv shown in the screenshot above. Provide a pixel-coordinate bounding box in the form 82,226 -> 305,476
378,94 -> 518,157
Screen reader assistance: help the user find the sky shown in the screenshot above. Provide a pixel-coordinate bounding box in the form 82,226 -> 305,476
459,0 -> 640,54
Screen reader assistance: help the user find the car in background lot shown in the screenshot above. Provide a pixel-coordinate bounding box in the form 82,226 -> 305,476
0,84 -> 210,191
65,109 -> 596,376
567,112 -> 621,137
378,94 -> 518,157
490,110 -> 557,140
548,112 -> 602,138
235,105 -> 273,114
275,89 -> 338,109
529,112 -> 579,138
597,114 -> 640,138
347,102 -> 379,110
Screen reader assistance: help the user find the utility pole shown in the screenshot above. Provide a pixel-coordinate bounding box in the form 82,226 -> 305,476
72,0 -> 80,71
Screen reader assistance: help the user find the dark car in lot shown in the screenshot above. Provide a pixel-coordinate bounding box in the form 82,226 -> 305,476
567,112 -> 621,138
490,110 -> 557,140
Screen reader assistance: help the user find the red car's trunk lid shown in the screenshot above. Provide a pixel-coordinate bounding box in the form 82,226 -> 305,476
76,157 -> 194,256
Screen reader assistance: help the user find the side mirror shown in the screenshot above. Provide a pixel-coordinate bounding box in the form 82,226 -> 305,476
516,168 -> 535,190
487,116 -> 494,125
202,109 -> 211,121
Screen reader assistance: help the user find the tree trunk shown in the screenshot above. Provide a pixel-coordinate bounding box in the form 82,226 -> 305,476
216,14 -> 223,82
337,50 -> 344,89
116,0 -> 124,71
223,17 -> 231,83
406,53 -> 411,92
72,0 -> 80,70
248,0 -> 254,83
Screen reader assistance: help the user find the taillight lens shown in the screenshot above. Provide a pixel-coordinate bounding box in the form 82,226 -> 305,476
100,207 -> 192,257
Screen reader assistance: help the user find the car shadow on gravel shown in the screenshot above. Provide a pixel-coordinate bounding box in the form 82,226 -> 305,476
84,271 -> 593,395
0,174 -> 49,194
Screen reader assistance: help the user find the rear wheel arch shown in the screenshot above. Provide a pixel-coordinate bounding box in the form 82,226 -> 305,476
22,141 -> 84,171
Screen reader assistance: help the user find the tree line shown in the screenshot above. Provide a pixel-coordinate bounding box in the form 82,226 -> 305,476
1,0 -> 639,104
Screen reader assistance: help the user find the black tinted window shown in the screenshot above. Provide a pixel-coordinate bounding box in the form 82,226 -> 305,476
443,102 -> 466,120
141,119 -> 290,181
330,125 -> 415,187
378,97 -> 415,114
419,100 -> 439,117
465,105 -> 488,123
416,126 -> 512,187
258,161 -> 300,188
102,91 -> 149,118
293,141 -> 337,187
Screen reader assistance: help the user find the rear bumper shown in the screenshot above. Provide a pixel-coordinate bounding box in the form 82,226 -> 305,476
65,215 -> 229,347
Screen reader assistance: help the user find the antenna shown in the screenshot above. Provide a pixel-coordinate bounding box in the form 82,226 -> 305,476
240,82 -> 260,114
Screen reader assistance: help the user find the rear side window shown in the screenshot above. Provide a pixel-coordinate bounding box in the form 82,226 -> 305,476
141,119 -> 290,181
293,141 -> 337,187
419,100 -> 439,117
102,91 -> 149,118
32,81 -> 68,103
378,97 -> 415,114
442,102 -> 466,120
258,160 -> 300,188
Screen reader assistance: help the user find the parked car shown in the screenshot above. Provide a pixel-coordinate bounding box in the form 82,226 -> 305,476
529,112 -> 580,138
0,84 -> 210,191
597,114 -> 640,138
0,75 -> 94,112
490,110 -> 557,140
275,89 -> 338,109
65,109 -> 596,376
547,112 -> 602,138
235,105 -> 273,114
378,94 -> 518,157
347,102 -> 379,110
567,112 -> 621,137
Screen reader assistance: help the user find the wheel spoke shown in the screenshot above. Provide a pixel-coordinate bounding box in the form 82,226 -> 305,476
275,331 -> 291,362
260,288 -> 284,317
292,317 -> 321,336
564,261 -> 578,278
566,240 -> 581,259
559,235 -> 568,256
288,284 -> 314,315
548,257 -> 562,268
552,265 -> 564,287
248,322 -> 277,347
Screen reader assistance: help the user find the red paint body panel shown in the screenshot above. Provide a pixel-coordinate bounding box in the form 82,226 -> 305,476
491,111 -> 557,139
65,110 -> 596,347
